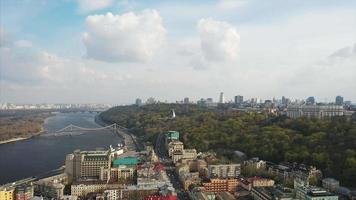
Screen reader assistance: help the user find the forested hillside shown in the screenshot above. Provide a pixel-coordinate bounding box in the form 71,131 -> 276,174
0,111 -> 51,142
100,104 -> 356,186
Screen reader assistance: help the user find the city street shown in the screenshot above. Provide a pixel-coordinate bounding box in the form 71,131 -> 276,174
154,133 -> 190,200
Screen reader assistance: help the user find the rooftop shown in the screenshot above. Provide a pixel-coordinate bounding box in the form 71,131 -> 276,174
113,157 -> 138,167
307,187 -> 337,197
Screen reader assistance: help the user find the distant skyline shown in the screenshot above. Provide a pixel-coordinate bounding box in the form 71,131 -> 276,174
1,0 -> 356,104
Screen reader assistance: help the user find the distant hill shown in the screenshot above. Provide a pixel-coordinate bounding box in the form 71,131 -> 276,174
99,104 -> 356,187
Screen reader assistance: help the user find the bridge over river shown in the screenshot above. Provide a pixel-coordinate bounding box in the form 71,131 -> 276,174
41,121 -> 141,152
41,123 -> 124,137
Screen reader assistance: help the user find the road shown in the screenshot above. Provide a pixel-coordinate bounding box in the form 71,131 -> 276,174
155,133 -> 190,200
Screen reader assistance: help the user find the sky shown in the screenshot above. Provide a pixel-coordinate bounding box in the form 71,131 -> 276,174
0,0 -> 356,104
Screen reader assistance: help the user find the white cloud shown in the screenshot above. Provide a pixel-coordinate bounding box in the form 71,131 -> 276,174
329,43 -> 356,58
0,27 -> 9,47
198,18 -> 240,62
83,10 -> 166,62
76,0 -> 113,13
217,0 -> 247,10
14,40 -> 32,47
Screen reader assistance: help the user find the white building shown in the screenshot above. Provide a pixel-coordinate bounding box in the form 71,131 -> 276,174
286,105 -> 344,119
208,164 -> 241,178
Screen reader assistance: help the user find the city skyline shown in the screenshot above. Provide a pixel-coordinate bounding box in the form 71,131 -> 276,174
1,0 -> 356,104
0,94 -> 353,106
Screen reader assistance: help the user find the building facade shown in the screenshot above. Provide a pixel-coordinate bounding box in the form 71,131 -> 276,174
208,164 -> 241,178
286,105 -> 344,119
0,188 -> 15,200
66,150 -> 111,181
306,187 -> 338,200
322,178 -> 339,192
202,179 -> 239,194
71,183 -> 121,197
168,141 -> 184,157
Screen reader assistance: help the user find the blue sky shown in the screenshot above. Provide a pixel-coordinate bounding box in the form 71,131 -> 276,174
1,0 -> 356,104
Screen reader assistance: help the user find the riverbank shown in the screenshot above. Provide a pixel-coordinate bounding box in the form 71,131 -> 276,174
0,112 -> 51,145
0,137 -> 27,145
0,127 -> 46,145
95,114 -> 142,151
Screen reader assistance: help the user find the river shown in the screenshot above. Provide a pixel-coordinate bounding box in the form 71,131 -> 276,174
0,112 -> 121,185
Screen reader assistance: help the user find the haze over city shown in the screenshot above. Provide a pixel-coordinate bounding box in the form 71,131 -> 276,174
1,0 -> 356,104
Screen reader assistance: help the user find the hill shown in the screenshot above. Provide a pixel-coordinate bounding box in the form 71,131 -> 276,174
99,104 -> 356,186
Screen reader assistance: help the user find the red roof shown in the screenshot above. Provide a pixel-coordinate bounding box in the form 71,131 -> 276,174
144,195 -> 178,200
154,163 -> 165,172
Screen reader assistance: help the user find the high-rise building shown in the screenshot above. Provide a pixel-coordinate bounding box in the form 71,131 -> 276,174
282,96 -> 287,104
234,95 -> 243,104
219,92 -> 225,104
183,97 -> 189,104
135,98 -> 143,106
306,97 -> 315,105
335,96 -> 343,105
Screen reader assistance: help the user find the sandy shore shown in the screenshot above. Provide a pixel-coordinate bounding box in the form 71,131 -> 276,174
0,117 -> 49,145
0,137 -> 28,144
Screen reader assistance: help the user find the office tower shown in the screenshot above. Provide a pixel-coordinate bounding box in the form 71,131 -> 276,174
183,97 -> 189,104
234,95 -> 243,104
335,96 -> 343,105
282,96 -> 286,104
135,98 -> 142,106
219,92 -> 225,104
306,96 -> 315,105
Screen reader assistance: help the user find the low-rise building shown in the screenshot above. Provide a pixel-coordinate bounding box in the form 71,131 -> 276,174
208,164 -> 241,178
34,183 -> 64,199
172,149 -> 197,163
202,179 -> 239,194
71,182 -> 121,197
168,141 -> 184,157
34,173 -> 68,199
239,178 -> 252,191
251,186 -> 293,200
111,165 -> 136,180
136,163 -> 173,191
0,179 -> 34,200
286,105 -> 344,119
322,178 -> 339,192
244,157 -> 266,170
0,187 -> 15,200
306,187 -> 338,200
248,177 -> 275,188
179,172 -> 201,191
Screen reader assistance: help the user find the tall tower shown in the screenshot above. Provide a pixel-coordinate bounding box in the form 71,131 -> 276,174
335,96 -> 343,105
219,92 -> 225,104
